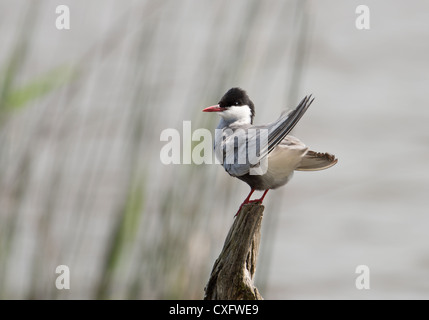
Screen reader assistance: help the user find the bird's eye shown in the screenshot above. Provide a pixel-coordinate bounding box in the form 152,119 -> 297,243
235,101 -> 239,105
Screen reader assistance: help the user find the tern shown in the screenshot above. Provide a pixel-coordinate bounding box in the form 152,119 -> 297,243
203,87 -> 338,216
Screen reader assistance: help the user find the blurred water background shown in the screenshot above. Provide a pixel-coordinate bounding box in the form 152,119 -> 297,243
0,0 -> 428,299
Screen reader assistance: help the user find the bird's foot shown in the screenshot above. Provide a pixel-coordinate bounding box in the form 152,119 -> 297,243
247,199 -> 263,204
234,190 -> 269,217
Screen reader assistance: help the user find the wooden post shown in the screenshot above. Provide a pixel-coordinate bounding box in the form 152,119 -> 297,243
204,203 -> 264,300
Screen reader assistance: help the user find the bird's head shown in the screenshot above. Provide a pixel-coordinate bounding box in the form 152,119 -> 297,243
203,87 -> 255,124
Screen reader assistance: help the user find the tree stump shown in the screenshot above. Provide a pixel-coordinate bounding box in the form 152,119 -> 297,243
204,203 -> 264,300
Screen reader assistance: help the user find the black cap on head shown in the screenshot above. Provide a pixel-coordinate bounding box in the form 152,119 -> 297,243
218,87 -> 255,123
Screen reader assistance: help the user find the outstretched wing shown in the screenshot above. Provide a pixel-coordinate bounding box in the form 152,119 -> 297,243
220,95 -> 314,177
266,95 -> 314,155
252,95 -> 314,161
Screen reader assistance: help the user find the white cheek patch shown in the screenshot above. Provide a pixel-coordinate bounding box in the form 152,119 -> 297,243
220,105 -> 252,124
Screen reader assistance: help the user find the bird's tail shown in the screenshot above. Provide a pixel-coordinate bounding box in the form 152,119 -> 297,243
295,150 -> 338,171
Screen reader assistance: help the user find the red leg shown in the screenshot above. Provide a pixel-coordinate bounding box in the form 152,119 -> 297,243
235,189 -> 255,217
248,189 -> 269,204
235,189 -> 269,217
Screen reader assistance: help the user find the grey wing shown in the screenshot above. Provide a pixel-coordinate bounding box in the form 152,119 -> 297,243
251,95 -> 314,160
266,95 -> 314,155
221,128 -> 254,177
221,95 -> 314,177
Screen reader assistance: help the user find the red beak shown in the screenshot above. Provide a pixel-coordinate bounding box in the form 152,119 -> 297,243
202,104 -> 225,112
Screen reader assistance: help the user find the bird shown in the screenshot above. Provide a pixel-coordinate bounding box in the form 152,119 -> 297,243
202,87 -> 338,216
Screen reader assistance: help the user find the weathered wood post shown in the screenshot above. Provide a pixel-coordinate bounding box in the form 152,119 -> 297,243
204,203 -> 264,300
